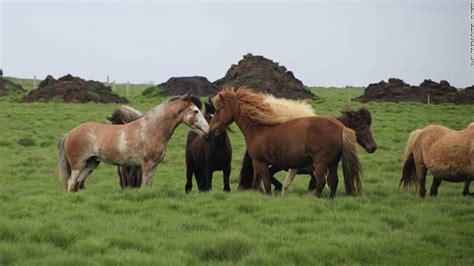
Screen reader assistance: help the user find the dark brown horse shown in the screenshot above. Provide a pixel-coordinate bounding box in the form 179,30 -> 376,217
238,108 -> 377,192
107,106 -> 144,188
209,87 -> 363,197
185,99 -> 232,193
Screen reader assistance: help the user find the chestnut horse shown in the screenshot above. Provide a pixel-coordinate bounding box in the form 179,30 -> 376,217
238,108 -> 377,192
185,98 -> 232,193
107,105 -> 144,188
209,87 -> 362,197
400,123 -> 474,197
57,95 -> 209,192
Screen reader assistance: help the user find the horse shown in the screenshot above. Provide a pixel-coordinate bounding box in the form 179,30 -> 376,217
106,105 -> 143,188
57,94 -> 209,192
399,123 -> 474,197
238,108 -> 377,192
185,98 -> 232,193
208,87 -> 362,197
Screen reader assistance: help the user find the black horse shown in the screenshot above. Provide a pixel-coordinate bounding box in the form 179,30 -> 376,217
106,105 -> 144,188
239,108 -> 377,192
185,99 -> 232,192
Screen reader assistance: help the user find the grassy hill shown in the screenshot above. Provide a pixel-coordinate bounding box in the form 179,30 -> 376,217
0,80 -> 473,265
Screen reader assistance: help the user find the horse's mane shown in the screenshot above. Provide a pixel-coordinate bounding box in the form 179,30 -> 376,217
107,105 -> 143,124
216,87 -> 316,125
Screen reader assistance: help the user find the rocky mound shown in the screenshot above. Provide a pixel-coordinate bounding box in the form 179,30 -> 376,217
0,78 -> 26,96
455,86 -> 474,104
214,54 -> 315,99
356,78 -> 467,104
143,76 -> 219,97
24,74 -> 128,103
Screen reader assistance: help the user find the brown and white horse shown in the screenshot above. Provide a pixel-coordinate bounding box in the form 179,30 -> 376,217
209,87 -> 362,198
400,123 -> 474,197
57,95 -> 209,192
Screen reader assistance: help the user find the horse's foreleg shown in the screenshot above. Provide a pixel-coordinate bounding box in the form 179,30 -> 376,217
307,173 -> 317,191
313,162 -> 328,198
463,181 -> 472,196
202,164 -> 214,192
223,165 -> 231,192
141,162 -> 158,187
281,169 -> 298,196
185,162 -> 194,193
429,177 -> 442,196
252,161 -> 271,194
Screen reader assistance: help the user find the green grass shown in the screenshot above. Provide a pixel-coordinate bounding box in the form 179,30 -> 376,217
0,85 -> 473,265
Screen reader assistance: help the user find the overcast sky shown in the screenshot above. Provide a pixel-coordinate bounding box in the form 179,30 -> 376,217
1,0 -> 472,87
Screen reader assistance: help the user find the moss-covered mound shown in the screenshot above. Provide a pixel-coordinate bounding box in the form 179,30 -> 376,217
355,78 -> 472,104
214,54 -> 315,100
0,78 -> 26,97
24,74 -> 128,103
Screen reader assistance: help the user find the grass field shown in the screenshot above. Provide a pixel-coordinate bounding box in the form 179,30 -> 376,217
0,83 -> 473,265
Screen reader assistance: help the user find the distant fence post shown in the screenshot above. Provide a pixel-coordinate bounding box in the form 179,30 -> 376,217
33,75 -> 37,88
126,81 -> 130,97
106,75 -> 109,85
427,94 -> 430,105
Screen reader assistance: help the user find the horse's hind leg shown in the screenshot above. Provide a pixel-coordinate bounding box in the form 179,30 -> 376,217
269,166 -> 283,192
327,160 -> 339,198
313,162 -> 328,198
429,177 -> 442,196
68,169 -> 83,192
252,161 -> 271,195
415,163 -> 427,197
77,158 -> 100,190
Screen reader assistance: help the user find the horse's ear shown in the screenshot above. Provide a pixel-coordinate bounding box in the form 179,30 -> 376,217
218,93 -> 225,103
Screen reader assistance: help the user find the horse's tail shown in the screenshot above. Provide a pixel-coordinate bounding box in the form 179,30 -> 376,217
238,151 -> 254,190
399,130 -> 422,189
341,127 -> 363,196
107,105 -> 142,124
57,135 -> 71,190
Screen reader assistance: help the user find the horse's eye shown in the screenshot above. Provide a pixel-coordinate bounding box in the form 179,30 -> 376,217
194,110 -> 199,114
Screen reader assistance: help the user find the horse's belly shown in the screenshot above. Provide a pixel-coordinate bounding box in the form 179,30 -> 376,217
98,150 -> 141,166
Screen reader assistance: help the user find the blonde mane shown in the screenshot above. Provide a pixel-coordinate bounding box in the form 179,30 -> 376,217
215,87 -> 316,125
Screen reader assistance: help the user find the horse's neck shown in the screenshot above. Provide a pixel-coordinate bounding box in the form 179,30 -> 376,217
234,110 -> 264,146
336,115 -> 348,127
143,103 -> 182,142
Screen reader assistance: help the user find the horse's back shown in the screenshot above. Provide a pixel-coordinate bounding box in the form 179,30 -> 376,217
418,124 -> 474,176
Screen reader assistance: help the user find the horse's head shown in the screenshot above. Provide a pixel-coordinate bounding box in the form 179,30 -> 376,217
178,95 -> 209,137
204,98 -> 216,123
209,90 -> 236,137
340,108 -> 377,153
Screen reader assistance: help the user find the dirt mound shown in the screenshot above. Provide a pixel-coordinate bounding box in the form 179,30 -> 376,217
455,86 -> 474,104
356,78 -> 466,104
24,74 -> 128,103
214,53 -> 315,99
143,76 -> 219,97
0,78 -> 26,96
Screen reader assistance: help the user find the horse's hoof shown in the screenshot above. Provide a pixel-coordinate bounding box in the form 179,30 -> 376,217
463,192 -> 474,197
